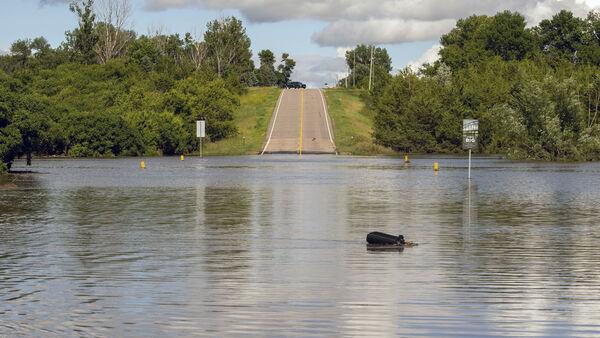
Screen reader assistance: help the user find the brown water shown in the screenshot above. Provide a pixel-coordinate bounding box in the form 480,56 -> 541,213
2,156 -> 600,337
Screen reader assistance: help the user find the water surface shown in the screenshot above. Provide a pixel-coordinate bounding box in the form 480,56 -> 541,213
2,156 -> 600,336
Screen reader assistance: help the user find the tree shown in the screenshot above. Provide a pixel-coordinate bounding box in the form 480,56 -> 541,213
204,16 -> 253,78
0,75 -> 52,169
12,109 -> 51,165
259,49 -> 275,66
5,37 -> 54,71
63,111 -> 142,157
344,45 -> 392,91
94,0 -> 134,64
68,0 -> 99,64
439,15 -> 492,70
373,69 -> 447,152
579,11 -> 600,65
0,85 -> 21,171
256,49 -> 277,86
9,40 -> 32,67
534,10 -> 585,64
484,11 -> 534,61
30,37 -> 51,57
167,75 -> 238,143
184,33 -> 207,70
277,53 -> 296,86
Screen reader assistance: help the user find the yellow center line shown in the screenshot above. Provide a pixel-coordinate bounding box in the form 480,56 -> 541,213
299,89 -> 304,158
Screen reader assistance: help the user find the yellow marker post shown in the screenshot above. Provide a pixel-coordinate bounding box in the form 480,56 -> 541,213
140,161 -> 146,169
434,162 -> 439,171
404,155 -> 410,163
180,155 -> 185,161
298,89 -> 304,158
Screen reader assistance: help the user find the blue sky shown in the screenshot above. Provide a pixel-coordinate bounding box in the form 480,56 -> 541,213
1,0 -> 599,86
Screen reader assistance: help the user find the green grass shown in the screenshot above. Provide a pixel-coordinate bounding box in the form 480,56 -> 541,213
324,89 -> 395,156
203,87 -> 392,156
203,87 -> 281,155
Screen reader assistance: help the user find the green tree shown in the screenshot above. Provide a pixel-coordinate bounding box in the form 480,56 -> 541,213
534,10 -> 585,64
579,11 -> 600,65
5,37 -> 56,71
204,16 -> 253,78
63,111 -> 142,157
344,45 -> 392,92
184,33 -> 207,70
68,0 -> 98,64
0,86 -> 21,171
12,109 -> 51,165
484,11 -> 534,61
9,40 -> 32,67
439,15 -> 492,69
256,49 -> 277,86
128,35 -> 162,72
167,75 -> 239,143
125,110 -> 187,155
374,69 -> 445,152
277,53 -> 296,86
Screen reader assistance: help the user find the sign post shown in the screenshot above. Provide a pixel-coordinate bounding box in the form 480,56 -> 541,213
196,120 -> 205,158
462,119 -> 479,180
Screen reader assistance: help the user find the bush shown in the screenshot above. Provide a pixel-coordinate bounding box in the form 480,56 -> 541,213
63,112 -> 143,157
69,144 -> 95,157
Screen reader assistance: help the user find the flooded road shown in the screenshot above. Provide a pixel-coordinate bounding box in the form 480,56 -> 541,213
2,156 -> 600,336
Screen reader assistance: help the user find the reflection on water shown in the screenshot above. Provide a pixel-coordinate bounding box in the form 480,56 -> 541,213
2,156 -> 600,336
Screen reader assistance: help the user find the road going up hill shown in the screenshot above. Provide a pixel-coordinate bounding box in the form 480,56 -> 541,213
261,89 -> 336,155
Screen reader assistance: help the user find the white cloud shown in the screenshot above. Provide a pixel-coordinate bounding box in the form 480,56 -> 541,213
336,47 -> 351,58
39,0 -> 69,4
312,19 -> 455,46
143,0 -> 595,46
40,0 -> 597,46
407,44 -> 442,71
581,0 -> 600,9
291,54 -> 347,88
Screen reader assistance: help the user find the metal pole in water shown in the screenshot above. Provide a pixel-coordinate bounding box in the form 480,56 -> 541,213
468,149 -> 471,180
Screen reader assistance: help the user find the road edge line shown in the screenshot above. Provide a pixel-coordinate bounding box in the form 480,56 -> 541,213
261,89 -> 285,155
299,89 -> 304,157
318,89 -> 335,146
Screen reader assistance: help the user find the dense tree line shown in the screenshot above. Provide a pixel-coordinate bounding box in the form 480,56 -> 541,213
374,10 -> 600,161
0,0 -> 295,172
340,45 -> 393,94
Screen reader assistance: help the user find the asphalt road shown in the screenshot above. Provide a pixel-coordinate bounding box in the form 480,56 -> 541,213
262,89 -> 336,154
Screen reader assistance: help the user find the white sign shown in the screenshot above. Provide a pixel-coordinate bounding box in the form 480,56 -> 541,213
462,119 -> 479,150
196,120 -> 205,138
463,119 -> 479,179
463,119 -> 479,132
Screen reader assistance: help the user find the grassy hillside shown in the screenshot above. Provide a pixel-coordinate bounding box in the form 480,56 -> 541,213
324,89 -> 394,156
203,87 -> 281,155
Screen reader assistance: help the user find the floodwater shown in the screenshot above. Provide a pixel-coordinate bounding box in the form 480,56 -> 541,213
2,156 -> 600,337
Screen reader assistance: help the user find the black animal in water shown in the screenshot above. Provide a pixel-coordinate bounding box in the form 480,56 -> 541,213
366,232 -> 406,245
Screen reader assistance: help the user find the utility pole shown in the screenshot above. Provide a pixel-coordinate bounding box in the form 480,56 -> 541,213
345,64 -> 349,88
353,48 -> 356,88
368,45 -> 374,92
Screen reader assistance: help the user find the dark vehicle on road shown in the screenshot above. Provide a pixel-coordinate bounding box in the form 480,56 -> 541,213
286,81 -> 306,89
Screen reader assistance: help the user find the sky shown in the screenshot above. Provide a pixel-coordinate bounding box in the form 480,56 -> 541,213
1,0 -> 600,87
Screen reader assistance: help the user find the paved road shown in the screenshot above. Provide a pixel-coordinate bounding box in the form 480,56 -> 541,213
262,89 -> 336,154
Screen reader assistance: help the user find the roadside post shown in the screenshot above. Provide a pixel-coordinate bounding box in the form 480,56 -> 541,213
196,120 -> 205,158
462,119 -> 479,180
